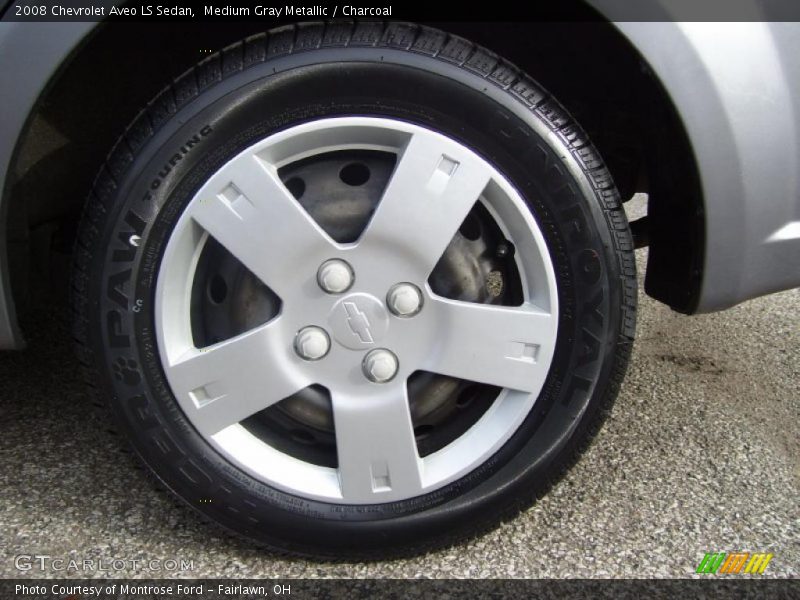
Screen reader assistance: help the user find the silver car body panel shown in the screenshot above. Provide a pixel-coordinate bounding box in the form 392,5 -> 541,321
0,15 -> 799,348
610,21 -> 800,312
0,22 -> 97,348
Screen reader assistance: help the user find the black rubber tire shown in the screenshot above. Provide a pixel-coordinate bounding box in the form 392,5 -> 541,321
71,21 -> 636,559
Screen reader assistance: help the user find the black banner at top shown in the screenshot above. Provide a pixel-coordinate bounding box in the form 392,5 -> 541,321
3,0 -> 800,22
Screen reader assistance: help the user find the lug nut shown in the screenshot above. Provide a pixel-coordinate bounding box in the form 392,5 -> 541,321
387,283 -> 423,317
362,349 -> 399,383
294,326 -> 330,361
317,259 -> 354,294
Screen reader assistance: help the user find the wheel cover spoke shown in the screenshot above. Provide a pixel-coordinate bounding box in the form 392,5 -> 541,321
423,298 -> 554,393
332,388 -> 423,501
356,130 -> 492,279
188,154 -> 336,299
166,320 -> 310,437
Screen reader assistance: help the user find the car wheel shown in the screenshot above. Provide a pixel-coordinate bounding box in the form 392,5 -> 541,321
71,22 -> 636,558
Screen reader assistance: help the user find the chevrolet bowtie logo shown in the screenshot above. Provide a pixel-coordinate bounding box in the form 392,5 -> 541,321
343,302 -> 374,344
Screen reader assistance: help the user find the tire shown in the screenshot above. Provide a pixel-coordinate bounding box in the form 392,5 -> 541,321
71,22 -> 636,558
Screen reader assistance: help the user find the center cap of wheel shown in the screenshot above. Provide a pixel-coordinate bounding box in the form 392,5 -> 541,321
327,293 -> 390,350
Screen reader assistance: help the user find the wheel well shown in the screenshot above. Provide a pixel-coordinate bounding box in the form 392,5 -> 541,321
5,19 -> 703,316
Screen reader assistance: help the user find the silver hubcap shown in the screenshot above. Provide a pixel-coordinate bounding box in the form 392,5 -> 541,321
155,117 -> 558,504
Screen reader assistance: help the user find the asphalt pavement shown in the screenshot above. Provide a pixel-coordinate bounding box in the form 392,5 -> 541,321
1,198 -> 797,578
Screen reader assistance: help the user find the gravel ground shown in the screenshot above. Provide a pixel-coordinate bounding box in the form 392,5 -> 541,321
1,198 -> 798,579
